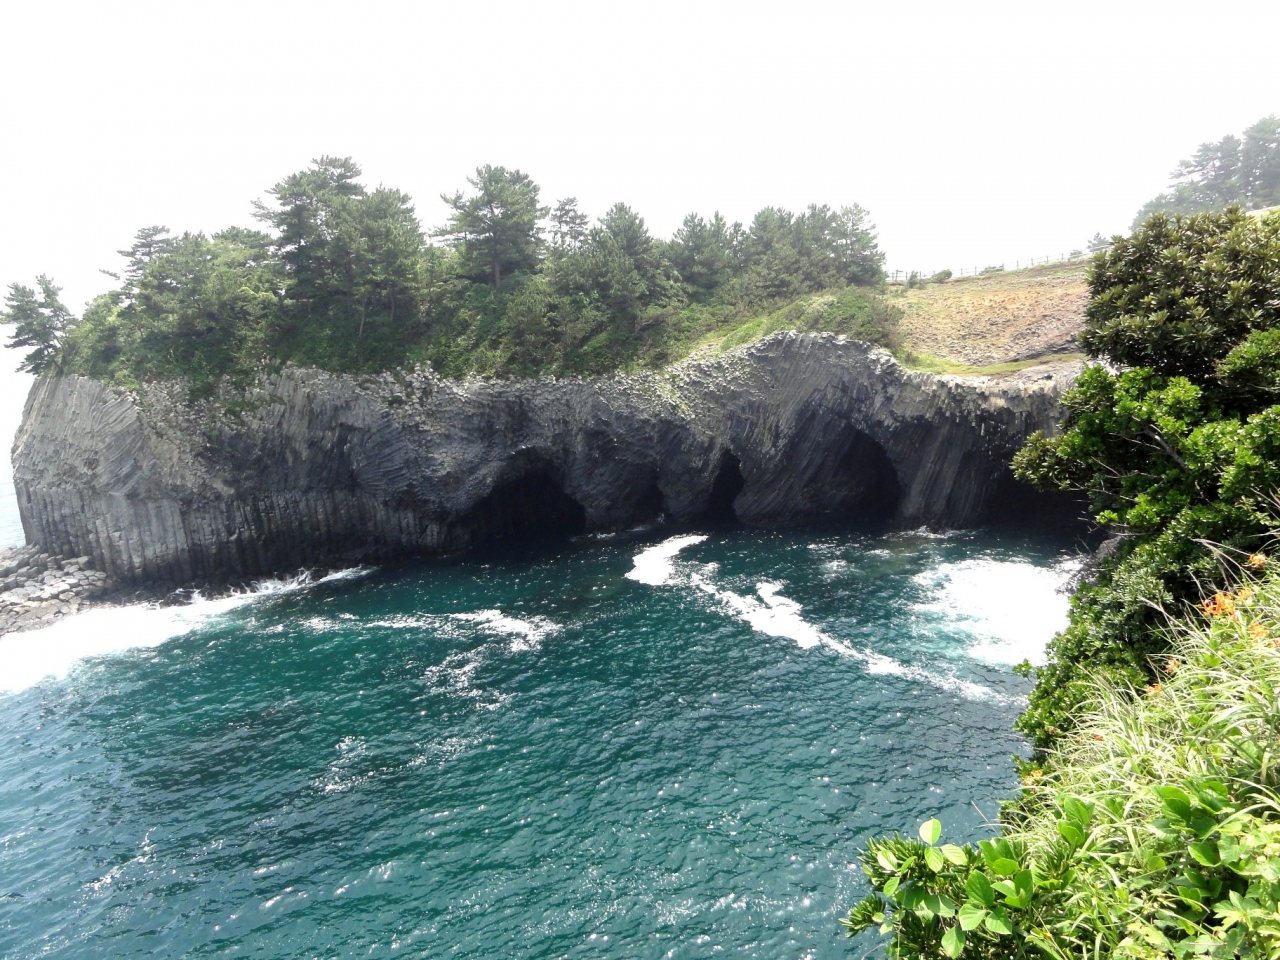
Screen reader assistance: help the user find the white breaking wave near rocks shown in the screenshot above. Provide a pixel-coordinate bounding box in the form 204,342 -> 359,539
914,556 -> 1079,667
625,535 -> 709,586
0,567 -> 370,696
629,535 -> 1004,702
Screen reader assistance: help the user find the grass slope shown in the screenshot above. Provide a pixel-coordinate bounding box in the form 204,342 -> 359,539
894,261 -> 1088,369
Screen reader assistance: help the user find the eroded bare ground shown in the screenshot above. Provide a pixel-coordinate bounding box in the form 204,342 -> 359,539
895,261 -> 1089,366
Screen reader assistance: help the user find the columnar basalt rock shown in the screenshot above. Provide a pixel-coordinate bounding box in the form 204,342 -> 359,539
12,333 -> 1081,586
0,544 -> 112,633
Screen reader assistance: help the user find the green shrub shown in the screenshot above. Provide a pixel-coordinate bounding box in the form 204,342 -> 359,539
845,562 -> 1280,957
1013,208 -> 1280,744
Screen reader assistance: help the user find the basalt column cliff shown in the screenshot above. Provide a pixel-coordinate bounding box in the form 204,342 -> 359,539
12,334 -> 1080,586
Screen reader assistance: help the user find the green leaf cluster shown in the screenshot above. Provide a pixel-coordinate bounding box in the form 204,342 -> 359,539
1012,207 -> 1280,744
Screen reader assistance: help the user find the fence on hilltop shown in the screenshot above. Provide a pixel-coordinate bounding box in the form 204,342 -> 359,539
886,247 -> 1108,284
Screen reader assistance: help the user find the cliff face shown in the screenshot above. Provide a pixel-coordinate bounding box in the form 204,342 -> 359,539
12,334 -> 1080,586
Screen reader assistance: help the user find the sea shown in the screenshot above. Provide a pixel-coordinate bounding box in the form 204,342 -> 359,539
0,356 -> 1082,958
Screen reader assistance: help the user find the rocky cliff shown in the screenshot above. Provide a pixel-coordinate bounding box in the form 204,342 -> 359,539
12,333 -> 1081,586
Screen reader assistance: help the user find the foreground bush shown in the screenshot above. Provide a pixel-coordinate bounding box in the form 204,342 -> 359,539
844,559 -> 1280,958
1013,207 -> 1280,745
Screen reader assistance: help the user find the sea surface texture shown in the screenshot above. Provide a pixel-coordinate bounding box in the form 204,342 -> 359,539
0,524 -> 1077,958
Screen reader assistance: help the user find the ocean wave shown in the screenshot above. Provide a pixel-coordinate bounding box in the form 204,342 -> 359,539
689,573 -> 1004,702
0,567 -> 369,696
624,535 -> 1004,702
368,609 -> 560,653
624,535 -> 708,586
914,556 -> 1079,666
450,610 -> 561,652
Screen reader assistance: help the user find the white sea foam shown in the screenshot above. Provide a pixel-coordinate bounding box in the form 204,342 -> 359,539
0,596 -> 250,694
688,572 -> 1002,702
625,535 -> 709,586
0,567 -> 369,695
450,610 -> 561,652
368,609 -> 559,652
915,557 -> 1079,666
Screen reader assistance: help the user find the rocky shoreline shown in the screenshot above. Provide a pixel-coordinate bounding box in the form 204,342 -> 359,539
0,543 -> 116,635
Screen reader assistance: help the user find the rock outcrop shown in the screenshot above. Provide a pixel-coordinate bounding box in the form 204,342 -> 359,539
12,333 -> 1081,587
0,544 -> 112,633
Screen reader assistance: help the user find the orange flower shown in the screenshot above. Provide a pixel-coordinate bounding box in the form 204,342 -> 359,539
1250,553 -> 1268,569
1250,622 -> 1268,641
1164,658 -> 1181,675
1202,592 -> 1236,617
1238,586 -> 1254,602
1146,682 -> 1162,695
1092,733 -> 1105,742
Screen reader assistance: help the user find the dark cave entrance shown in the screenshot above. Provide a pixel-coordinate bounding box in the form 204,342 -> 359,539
629,479 -> 665,526
464,458 -> 587,544
703,451 -> 745,525
824,428 -> 901,521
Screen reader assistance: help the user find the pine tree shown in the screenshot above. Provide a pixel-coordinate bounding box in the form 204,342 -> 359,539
1,276 -> 77,374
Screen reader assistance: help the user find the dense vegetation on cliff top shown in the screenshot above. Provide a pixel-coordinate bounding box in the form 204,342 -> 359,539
0,159 -> 895,389
1014,208 -> 1280,746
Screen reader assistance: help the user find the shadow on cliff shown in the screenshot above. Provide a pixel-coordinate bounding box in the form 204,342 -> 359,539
701,452 -> 746,526
460,454 -> 587,544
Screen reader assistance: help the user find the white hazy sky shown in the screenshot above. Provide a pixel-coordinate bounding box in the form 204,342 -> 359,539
2,0 -> 1279,319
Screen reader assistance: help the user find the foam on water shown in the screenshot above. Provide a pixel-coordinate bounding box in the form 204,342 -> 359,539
0,596 -> 252,694
0,567 -> 369,695
691,573 -> 1002,702
625,535 -> 708,585
367,609 -> 561,653
915,557 -> 1079,666
451,610 -> 561,652
627,537 -> 1005,702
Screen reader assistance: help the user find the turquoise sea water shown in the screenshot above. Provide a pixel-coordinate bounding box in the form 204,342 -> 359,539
0,522 -> 1079,958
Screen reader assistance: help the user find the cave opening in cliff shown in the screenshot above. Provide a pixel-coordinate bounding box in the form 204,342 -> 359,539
829,427 -> 901,519
703,451 -> 745,524
465,458 -> 587,543
985,466 -> 1089,531
812,426 -> 901,521
629,478 -> 665,526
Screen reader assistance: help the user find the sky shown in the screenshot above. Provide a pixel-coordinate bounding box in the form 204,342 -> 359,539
1,0 -> 1279,324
